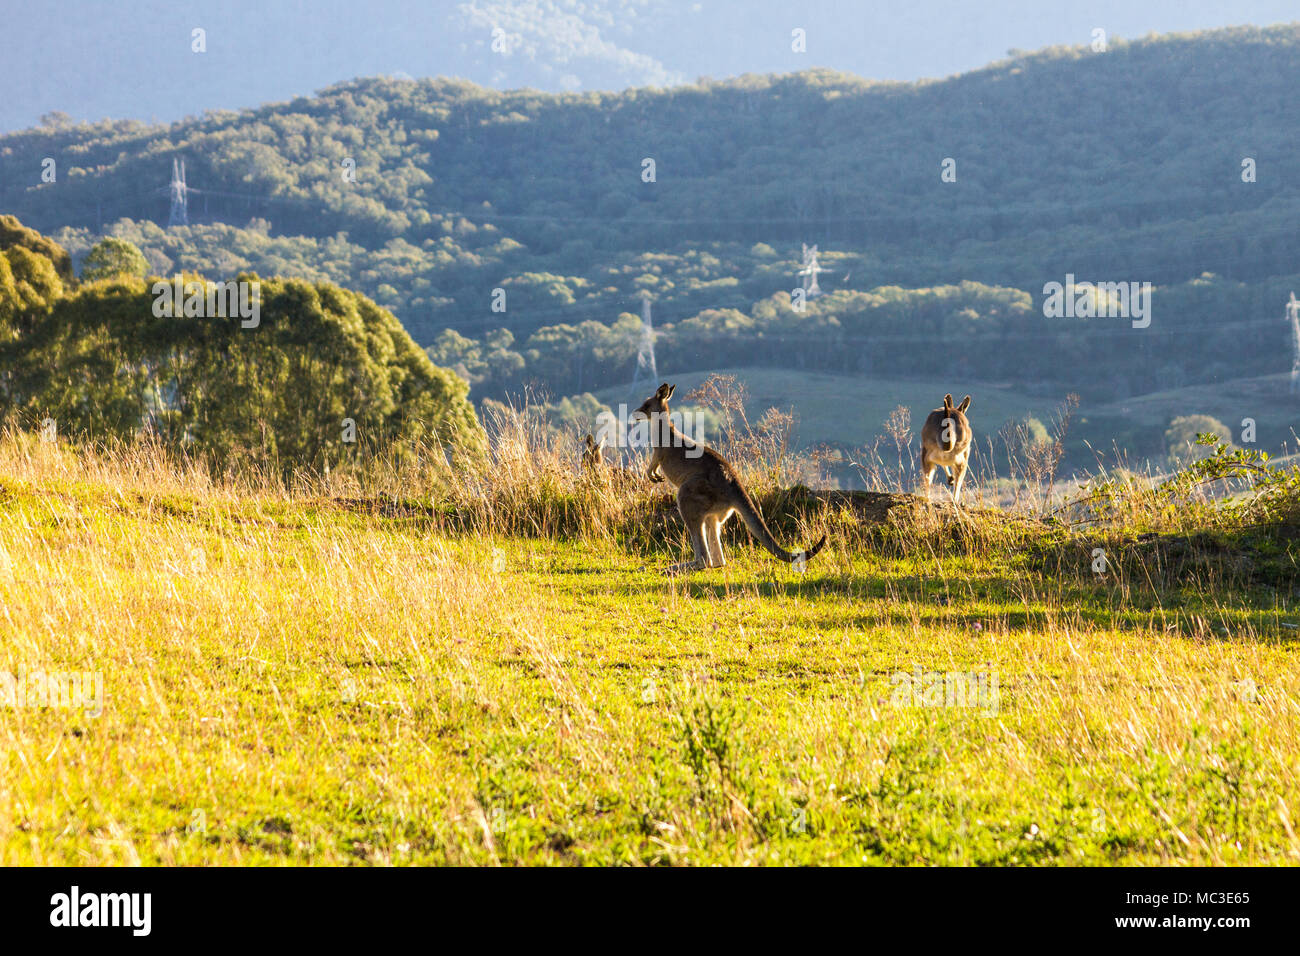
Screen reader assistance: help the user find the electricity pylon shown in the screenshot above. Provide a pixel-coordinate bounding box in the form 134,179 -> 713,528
630,295 -> 658,397
168,158 -> 188,227
798,243 -> 827,298
1288,292 -> 1300,394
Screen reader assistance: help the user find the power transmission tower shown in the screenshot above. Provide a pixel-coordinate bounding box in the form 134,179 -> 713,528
1288,292 -> 1300,394
630,295 -> 658,398
798,243 -> 827,298
168,158 -> 188,226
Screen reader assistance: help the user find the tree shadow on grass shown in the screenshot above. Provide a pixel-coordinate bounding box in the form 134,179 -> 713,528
646,568 -> 1300,645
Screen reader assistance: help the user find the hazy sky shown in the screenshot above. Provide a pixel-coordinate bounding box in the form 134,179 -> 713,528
4,0 -> 1298,133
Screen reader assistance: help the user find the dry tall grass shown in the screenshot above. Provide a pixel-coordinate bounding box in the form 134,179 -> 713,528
2,412 -> 1298,865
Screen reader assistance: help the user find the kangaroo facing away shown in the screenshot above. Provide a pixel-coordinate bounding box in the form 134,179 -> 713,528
920,393 -> 973,504
631,383 -> 827,574
581,433 -> 607,472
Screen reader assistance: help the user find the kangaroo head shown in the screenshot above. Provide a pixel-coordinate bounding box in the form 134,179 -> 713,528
632,382 -> 675,422
941,393 -> 972,418
936,393 -> 973,450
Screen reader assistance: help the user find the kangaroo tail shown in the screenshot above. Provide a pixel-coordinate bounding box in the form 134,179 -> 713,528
732,484 -> 828,565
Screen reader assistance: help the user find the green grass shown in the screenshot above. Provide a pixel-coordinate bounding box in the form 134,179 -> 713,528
2,456 -> 1298,866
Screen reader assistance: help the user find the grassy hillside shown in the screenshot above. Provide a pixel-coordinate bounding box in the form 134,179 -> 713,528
1083,373 -> 1300,461
2,24 -> 1297,385
2,434 -> 1297,865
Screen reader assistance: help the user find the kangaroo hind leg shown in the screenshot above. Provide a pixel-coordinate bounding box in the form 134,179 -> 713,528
706,514 -> 726,568
952,458 -> 968,505
668,483 -> 711,575
920,449 -> 938,496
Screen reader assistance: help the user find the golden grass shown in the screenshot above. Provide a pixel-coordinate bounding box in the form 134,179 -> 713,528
1,422 -> 1298,865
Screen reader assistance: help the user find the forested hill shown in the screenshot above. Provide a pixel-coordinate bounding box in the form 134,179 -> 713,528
1,23 -> 1298,405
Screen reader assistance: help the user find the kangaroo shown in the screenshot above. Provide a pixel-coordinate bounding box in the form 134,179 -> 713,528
631,383 -> 827,574
581,432 -> 638,487
920,393 -> 973,504
581,433 -> 607,472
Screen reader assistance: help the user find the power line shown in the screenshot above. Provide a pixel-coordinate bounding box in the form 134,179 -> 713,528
724,314 -> 1285,343
429,312 -> 1286,354
407,191 -> 1300,227
8,171 -> 1297,302
8,164 -> 1299,238
8,165 -> 1299,351
66,170 -> 1300,346
427,267 -> 1300,339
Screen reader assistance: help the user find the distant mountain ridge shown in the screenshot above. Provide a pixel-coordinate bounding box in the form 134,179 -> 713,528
1,23 -> 1296,406
3,24 -> 1296,274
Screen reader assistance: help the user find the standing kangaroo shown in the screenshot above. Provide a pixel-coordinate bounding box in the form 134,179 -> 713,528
920,393 -> 973,504
631,383 -> 827,574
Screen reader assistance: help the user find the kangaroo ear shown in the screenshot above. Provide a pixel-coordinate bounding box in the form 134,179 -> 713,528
656,382 -> 671,398
665,384 -> 676,400
958,395 -> 971,413
944,393 -> 954,409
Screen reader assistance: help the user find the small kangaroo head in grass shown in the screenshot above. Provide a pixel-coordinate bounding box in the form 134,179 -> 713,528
920,393 -> 974,504
581,432 -> 603,470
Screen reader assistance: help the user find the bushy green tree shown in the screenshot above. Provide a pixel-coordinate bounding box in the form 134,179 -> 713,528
1015,417 -> 1051,452
0,219 -> 483,469
1165,415 -> 1233,467
81,237 -> 149,282
0,223 -> 68,413
0,214 -> 73,280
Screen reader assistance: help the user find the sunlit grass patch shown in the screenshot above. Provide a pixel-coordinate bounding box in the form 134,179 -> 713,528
1,430 -> 1298,865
